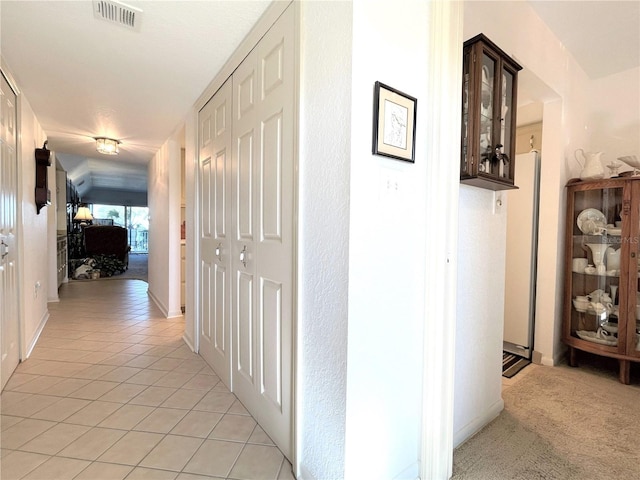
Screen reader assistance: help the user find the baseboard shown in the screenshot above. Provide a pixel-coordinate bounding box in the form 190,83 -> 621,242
24,310 -> 49,359
182,333 -> 195,352
147,288 -> 169,318
453,397 -> 504,448
533,349 -> 563,366
147,288 -> 183,319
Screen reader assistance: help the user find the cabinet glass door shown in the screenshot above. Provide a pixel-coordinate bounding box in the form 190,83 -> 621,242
499,69 -> 514,180
479,53 -> 495,175
461,49 -> 471,176
570,187 -> 623,351
631,182 -> 640,357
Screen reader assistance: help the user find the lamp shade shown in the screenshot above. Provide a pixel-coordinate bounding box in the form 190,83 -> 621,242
74,206 -> 93,222
95,137 -> 120,155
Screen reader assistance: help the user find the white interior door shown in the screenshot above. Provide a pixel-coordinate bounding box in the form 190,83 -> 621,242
198,79 -> 232,387
504,151 -> 540,358
1,70 -> 20,390
231,7 -> 294,458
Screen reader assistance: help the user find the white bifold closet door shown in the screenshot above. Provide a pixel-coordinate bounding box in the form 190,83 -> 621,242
198,78 -> 232,388
198,6 -> 294,459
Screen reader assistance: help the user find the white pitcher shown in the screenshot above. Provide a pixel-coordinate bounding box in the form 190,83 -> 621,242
606,247 -> 621,271
575,149 -> 605,180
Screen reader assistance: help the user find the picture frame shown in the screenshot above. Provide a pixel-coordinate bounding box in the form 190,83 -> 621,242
372,81 -> 417,163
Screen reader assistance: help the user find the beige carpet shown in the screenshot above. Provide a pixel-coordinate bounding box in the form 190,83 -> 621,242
452,356 -> 640,479
118,253 -> 148,282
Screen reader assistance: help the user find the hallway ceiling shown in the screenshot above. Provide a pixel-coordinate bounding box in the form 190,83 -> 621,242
0,0 -> 273,198
1,1 -> 638,200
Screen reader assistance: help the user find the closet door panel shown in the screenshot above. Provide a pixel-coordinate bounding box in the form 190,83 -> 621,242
260,278 -> 283,409
261,112 -> 283,240
232,49 -> 259,403
229,5 -> 294,459
236,271 -> 254,382
236,131 -> 254,240
198,79 -> 232,387
252,6 -> 294,458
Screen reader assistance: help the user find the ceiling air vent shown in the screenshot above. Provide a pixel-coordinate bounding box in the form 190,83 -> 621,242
93,0 -> 142,31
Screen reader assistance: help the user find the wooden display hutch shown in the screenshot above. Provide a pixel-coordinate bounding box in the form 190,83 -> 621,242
460,33 -> 522,191
563,176 -> 640,384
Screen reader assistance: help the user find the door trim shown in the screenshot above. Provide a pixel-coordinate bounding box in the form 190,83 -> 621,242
0,60 -> 24,372
420,2 -> 462,479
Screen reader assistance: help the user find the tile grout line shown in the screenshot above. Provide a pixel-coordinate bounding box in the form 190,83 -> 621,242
2,279 -> 289,480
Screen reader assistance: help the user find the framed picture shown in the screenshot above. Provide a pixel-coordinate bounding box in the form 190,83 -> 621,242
372,81 -> 417,162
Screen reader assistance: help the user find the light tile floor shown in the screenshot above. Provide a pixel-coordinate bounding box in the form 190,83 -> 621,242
1,279 -> 294,480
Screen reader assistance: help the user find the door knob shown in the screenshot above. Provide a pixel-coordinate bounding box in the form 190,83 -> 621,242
240,245 -> 247,267
215,243 -> 222,262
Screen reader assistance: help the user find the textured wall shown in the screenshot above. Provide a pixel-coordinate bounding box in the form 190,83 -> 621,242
345,1 -> 431,478
297,2 -> 352,478
455,185 -> 507,446
454,0 -> 622,445
19,93 -> 51,355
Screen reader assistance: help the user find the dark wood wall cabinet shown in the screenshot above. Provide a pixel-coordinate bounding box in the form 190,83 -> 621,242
35,141 -> 51,214
460,34 -> 522,191
563,177 -> 640,384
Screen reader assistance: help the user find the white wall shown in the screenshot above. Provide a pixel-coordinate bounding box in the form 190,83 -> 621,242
183,113 -> 196,349
147,132 -> 182,318
18,92 -> 51,356
455,186 -> 507,446
296,3 -> 351,478
455,0 -> 640,446
344,2 -> 430,479
454,1 -> 585,445
297,2 -> 433,478
588,66 -> 640,165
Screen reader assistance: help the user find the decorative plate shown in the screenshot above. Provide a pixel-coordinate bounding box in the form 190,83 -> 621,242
577,208 -> 607,234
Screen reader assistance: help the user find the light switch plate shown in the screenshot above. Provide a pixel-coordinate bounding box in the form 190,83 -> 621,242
493,192 -> 503,214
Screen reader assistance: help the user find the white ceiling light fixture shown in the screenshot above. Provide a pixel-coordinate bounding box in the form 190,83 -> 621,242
95,137 -> 120,155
